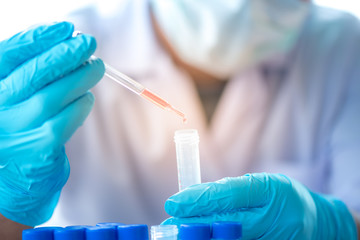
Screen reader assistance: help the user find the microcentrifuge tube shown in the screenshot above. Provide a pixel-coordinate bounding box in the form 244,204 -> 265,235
174,129 -> 201,191
151,225 -> 178,240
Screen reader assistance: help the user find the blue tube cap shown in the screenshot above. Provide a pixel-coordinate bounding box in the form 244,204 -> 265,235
212,222 -> 242,239
65,225 -> 92,229
23,227 -> 62,240
86,226 -> 117,240
96,222 -> 126,228
180,223 -> 211,240
117,224 -> 149,240
54,227 -> 86,240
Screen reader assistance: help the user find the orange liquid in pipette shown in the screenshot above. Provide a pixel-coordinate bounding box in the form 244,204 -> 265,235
140,89 -> 187,123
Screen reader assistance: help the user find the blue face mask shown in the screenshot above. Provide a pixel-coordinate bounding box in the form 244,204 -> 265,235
151,0 -> 310,78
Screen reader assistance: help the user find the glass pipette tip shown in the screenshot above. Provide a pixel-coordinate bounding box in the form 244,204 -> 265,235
96,57 -> 187,123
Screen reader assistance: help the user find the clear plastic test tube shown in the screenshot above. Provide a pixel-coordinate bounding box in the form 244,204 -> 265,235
174,129 -> 201,191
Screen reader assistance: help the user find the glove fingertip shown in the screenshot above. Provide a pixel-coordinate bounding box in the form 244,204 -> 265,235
79,34 -> 97,56
59,21 -> 74,31
161,217 -> 176,225
82,92 -> 95,111
52,21 -> 74,35
165,199 -> 190,217
34,21 -> 74,44
164,199 -> 176,215
56,21 -> 75,39
0,22 -> 75,80
89,57 -> 106,80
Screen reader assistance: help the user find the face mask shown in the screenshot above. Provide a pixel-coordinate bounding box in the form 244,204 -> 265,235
150,0 -> 310,79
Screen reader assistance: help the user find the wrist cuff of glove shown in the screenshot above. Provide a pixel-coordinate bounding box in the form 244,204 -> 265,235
334,199 -> 358,239
0,190 -> 61,227
315,193 -> 357,239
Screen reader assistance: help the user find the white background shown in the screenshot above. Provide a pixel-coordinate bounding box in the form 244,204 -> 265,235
0,0 -> 359,40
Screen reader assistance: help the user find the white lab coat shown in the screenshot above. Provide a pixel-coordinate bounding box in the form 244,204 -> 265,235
46,0 -> 360,226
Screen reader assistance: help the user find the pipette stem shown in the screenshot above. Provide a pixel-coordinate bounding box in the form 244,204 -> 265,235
140,89 -> 170,109
100,58 -> 187,123
140,89 -> 187,123
104,63 -> 145,94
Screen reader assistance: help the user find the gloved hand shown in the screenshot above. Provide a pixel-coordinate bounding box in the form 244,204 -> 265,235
163,173 -> 358,239
0,22 -> 105,226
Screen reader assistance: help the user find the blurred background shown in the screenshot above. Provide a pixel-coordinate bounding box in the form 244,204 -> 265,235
0,0 -> 359,41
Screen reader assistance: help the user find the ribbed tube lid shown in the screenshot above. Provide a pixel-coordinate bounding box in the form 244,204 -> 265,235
179,223 -> 211,240
212,222 -> 242,239
174,129 -> 199,144
23,227 -> 62,240
86,226 -> 117,240
54,227 -> 85,240
118,224 -> 149,240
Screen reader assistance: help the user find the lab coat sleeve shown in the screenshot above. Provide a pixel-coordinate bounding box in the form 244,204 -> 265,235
329,15 -> 360,213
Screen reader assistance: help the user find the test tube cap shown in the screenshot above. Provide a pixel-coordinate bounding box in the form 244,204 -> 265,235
65,225 -> 92,229
54,227 -> 85,240
179,223 -> 211,240
212,221 -> 242,239
96,222 -> 126,228
174,129 -> 199,143
23,227 -> 62,240
118,224 -> 149,240
86,226 -> 117,240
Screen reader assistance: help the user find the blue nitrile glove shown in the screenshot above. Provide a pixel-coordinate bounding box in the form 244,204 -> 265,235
163,173 -> 358,239
0,22 -> 105,226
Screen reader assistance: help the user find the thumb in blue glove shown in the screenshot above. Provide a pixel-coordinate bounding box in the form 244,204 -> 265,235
162,173 -> 357,239
0,22 -> 105,226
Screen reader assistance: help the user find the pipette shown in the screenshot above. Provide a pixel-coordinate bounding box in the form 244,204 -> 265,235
91,56 -> 187,123
72,30 -> 186,123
